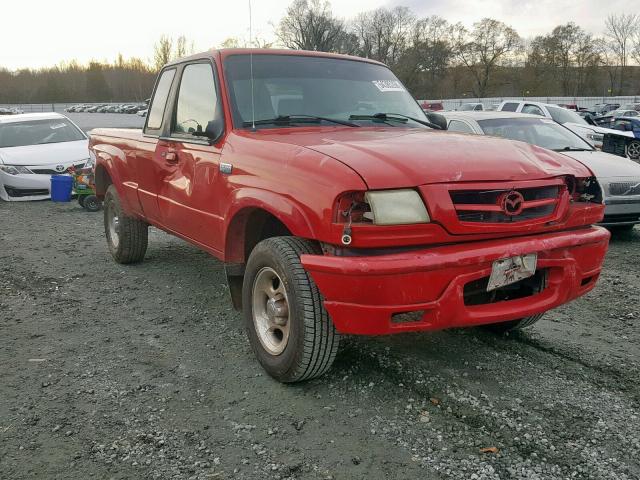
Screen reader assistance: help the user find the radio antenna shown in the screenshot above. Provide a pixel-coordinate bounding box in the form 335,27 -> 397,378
249,0 -> 256,131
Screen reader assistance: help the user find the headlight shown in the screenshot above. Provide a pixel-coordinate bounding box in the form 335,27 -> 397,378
586,133 -> 604,143
364,189 -> 430,225
85,150 -> 96,169
0,165 -> 33,175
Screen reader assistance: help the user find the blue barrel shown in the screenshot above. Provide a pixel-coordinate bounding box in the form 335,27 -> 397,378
50,175 -> 73,202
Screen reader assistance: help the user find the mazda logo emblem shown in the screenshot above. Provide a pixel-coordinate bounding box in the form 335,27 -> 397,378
499,190 -> 524,216
55,164 -> 66,173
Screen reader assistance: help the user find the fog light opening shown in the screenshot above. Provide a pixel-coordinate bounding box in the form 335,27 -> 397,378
391,310 -> 426,324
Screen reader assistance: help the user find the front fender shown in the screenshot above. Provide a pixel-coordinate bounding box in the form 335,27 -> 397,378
223,188 -> 317,263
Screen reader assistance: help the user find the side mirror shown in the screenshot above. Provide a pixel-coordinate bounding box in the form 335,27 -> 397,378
191,120 -> 224,143
426,112 -> 448,131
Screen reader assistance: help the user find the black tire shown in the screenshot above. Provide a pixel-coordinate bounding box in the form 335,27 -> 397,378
608,224 -> 636,234
77,195 -> 86,207
83,195 -> 102,212
242,236 -> 339,383
483,313 -> 544,334
103,185 -> 148,264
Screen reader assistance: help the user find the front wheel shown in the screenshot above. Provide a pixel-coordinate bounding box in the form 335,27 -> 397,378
627,140 -> 640,160
483,314 -> 544,333
242,237 -> 339,383
103,185 -> 148,264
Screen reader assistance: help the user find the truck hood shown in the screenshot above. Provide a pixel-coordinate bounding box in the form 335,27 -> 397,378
559,149 -> 640,179
0,140 -> 89,166
256,128 -> 591,189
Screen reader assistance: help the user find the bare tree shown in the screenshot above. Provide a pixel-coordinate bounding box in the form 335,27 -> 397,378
277,0 -> 351,53
153,35 -> 173,71
604,13 -> 639,93
174,35 -> 195,59
452,18 -> 522,97
351,7 -> 416,67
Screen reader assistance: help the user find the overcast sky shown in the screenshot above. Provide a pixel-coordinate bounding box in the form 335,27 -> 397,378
0,0 -> 629,70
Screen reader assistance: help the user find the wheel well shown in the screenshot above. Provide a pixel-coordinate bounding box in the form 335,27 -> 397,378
94,165 -> 112,199
225,208 -> 293,310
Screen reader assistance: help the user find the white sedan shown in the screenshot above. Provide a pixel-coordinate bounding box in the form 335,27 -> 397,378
442,111 -> 640,231
0,113 -> 89,201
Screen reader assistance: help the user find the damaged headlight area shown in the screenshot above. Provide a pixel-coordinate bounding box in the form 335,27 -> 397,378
0,165 -> 33,175
336,189 -> 430,226
566,176 -> 603,204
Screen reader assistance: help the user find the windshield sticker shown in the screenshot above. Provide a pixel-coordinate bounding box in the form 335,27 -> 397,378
49,123 -> 68,129
372,80 -> 405,92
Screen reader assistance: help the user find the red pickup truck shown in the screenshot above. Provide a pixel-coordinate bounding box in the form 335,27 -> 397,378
90,49 -> 609,382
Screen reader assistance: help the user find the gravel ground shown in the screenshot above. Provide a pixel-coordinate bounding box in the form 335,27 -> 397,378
1,201 -> 639,480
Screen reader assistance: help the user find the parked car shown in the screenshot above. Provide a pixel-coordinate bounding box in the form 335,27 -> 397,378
457,102 -> 484,111
0,108 -> 15,115
496,100 -> 630,149
442,111 -> 640,230
420,101 -> 444,112
609,109 -> 639,118
609,117 -> 640,160
0,113 -> 89,201
557,103 -> 578,111
593,103 -> 620,116
90,49 -> 609,382
136,109 -> 148,117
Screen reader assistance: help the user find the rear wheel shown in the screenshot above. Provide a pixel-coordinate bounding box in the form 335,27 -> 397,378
103,185 -> 148,264
484,314 -> 544,333
242,237 -> 339,383
627,140 -> 640,160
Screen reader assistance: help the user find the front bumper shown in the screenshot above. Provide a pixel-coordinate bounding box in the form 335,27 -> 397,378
0,172 -> 52,201
302,227 -> 610,335
600,198 -> 640,225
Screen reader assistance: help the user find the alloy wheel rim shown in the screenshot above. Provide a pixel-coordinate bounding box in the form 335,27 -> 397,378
252,267 -> 290,355
108,204 -> 120,249
628,142 -> 640,159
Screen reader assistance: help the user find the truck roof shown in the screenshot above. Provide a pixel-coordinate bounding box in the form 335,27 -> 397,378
165,48 -> 387,68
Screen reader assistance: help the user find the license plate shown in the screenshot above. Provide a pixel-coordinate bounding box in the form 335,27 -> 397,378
487,254 -> 537,292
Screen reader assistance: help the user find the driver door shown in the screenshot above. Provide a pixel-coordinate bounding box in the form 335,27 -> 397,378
156,61 -> 226,252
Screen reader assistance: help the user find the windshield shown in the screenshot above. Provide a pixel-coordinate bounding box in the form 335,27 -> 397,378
0,119 -> 86,148
477,117 -> 593,151
224,54 -> 426,128
546,106 -> 587,125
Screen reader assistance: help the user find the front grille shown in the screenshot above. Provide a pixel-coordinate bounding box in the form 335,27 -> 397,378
608,182 -> 640,196
4,186 -> 49,198
31,163 -> 85,175
450,185 -> 561,223
463,269 -> 548,306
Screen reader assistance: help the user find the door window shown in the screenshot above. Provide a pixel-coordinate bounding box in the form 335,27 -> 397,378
172,63 -> 220,138
448,120 -> 475,134
522,104 -> 545,116
145,69 -> 176,132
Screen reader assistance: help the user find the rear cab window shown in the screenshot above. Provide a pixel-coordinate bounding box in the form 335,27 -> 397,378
501,102 -> 519,112
144,68 -> 177,135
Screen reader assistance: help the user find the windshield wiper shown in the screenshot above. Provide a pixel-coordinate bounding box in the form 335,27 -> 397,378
243,115 -> 359,128
349,112 -> 444,130
554,147 -> 592,152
